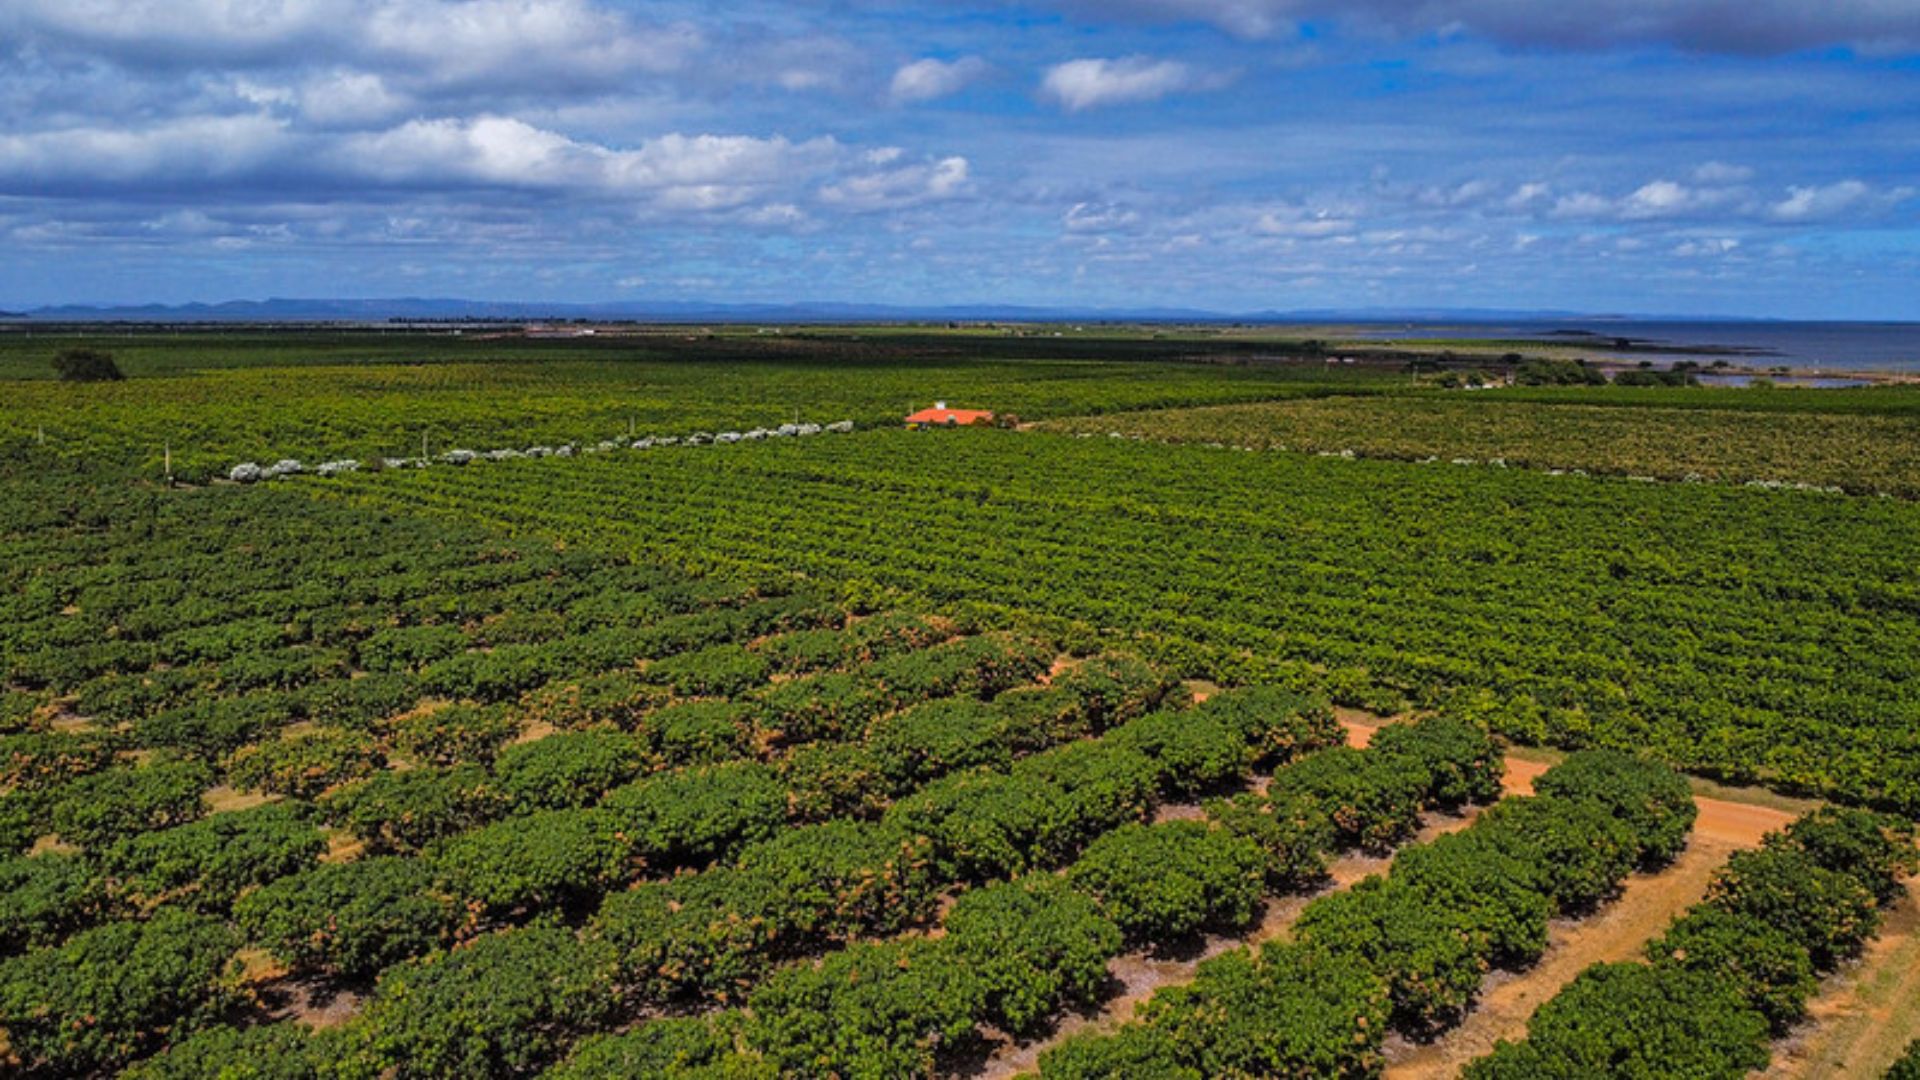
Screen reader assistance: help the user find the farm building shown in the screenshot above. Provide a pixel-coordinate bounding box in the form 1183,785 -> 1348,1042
905,401 -> 996,429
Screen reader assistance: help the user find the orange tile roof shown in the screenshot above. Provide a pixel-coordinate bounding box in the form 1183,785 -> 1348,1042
905,406 -> 995,425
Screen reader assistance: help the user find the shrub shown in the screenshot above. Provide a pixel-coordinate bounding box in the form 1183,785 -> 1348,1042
493,731 -> 650,810
100,802 -> 325,913
1190,686 -> 1342,768
1888,1040 -> 1920,1080
521,671 -> 669,732
51,347 -> 125,382
745,939 -> 983,1079
355,926 -> 619,1078
780,741 -> 891,822
0,908 -> 241,1073
886,767 -> 1053,881
1206,791 -> 1335,887
1779,807 -> 1920,906
1463,964 -> 1769,1080
296,672 -> 416,730
1040,1023 -> 1200,1080
1069,821 -> 1265,942
319,763 -> 510,853
946,875 -> 1123,1035
590,868 -> 788,1004
1293,876 -> 1493,1033
417,646 -> 559,703
1644,908 -> 1817,1033
1015,740 -> 1160,863
47,757 -> 210,849
387,702 -> 519,766
0,852 -> 103,954
119,1022 -> 320,1080
226,728 -> 383,799
1705,846 -> 1880,969
1466,796 -> 1640,913
604,761 -> 787,869
235,855 -> 459,979
1130,942 -> 1390,1079
1368,716 -> 1503,808
135,694 -> 295,759
754,671 -> 882,745
643,700 -> 751,767
648,643 -> 771,698
549,1015 -> 736,1079
1267,746 -> 1429,852
357,624 -> 467,674
868,697 -> 1013,787
1533,750 -> 1696,868
1051,653 -> 1182,732
1107,709 -> 1249,797
993,685 -> 1099,750
1385,830 -> 1555,968
732,820 -> 941,938
435,808 -> 633,916
0,730 -> 117,790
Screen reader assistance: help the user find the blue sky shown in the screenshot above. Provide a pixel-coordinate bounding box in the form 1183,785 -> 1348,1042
0,1 -> 1916,317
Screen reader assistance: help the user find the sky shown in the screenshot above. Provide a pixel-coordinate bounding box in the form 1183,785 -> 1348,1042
1,1 -> 1917,317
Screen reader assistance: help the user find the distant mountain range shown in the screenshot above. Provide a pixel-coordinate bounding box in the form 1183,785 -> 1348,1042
0,296 -> 1750,325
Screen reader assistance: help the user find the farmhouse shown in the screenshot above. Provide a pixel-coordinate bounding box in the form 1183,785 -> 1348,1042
905,401 -> 996,429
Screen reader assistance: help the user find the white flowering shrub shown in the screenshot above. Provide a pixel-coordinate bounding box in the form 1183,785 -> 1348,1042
229,463 -> 265,483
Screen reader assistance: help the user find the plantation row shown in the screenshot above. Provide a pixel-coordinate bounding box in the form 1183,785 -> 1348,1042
1034,396 -> 1920,497
1466,806 -> 1920,1078
0,479 -> 1171,1074
332,428 -> 1920,811
1034,750 -> 1698,1077
83,693 -> 1504,1078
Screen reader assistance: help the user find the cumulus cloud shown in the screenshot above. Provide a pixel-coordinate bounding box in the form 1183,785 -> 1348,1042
1040,56 -> 1200,111
1029,0 -> 1920,54
1,0 -> 701,91
337,118 -> 845,209
890,56 -> 989,104
0,114 -> 296,192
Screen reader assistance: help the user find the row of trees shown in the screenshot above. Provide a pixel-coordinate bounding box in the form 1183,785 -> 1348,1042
1039,750 -> 1696,1077
1466,806 -> 1920,1078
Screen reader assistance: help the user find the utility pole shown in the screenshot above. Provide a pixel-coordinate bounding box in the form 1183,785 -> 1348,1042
164,443 -> 172,487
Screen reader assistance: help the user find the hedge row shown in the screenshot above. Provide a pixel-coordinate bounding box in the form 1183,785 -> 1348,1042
1466,806 -> 1919,1079
1039,750 -> 1696,1077
546,710 -> 1500,1079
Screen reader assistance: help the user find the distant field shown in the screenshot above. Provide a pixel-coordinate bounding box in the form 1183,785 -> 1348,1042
0,351 -> 1381,481
1035,396 -> 1920,496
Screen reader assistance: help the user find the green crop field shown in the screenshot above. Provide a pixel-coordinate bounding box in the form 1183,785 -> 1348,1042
2,330 -> 1916,1079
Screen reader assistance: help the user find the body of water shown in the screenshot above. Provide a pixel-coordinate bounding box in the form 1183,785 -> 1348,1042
1342,320 -> 1920,372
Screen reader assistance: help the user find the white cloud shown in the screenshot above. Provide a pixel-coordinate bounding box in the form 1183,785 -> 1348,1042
1673,237 -> 1740,257
1253,204 -> 1356,238
1,0 -> 702,90
1768,179 -> 1912,222
1035,0 -> 1920,53
1064,201 -> 1143,232
890,56 -> 989,104
0,114 -> 295,188
819,155 -> 970,211
1040,56 -> 1198,112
